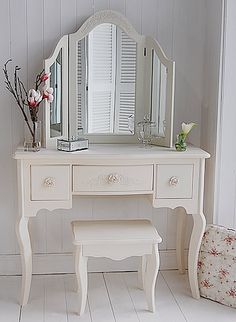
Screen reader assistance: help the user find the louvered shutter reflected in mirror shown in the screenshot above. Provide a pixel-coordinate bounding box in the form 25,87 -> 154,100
75,23 -> 137,135
87,23 -> 116,133
115,31 -> 136,134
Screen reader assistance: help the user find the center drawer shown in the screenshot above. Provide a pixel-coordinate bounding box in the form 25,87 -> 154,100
73,165 -> 153,193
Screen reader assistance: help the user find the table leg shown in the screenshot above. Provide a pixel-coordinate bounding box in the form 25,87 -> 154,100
16,216 -> 32,306
176,207 -> 187,274
188,212 -> 206,299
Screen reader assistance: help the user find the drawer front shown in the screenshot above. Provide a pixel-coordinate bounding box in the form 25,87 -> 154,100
156,164 -> 193,199
31,165 -> 70,201
73,165 -> 153,193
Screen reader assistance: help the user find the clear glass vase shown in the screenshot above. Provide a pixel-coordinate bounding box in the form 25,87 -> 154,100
24,121 -> 41,152
137,116 -> 156,147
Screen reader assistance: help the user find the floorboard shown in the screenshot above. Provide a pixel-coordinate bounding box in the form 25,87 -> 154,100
0,276 -> 21,322
162,270 -> 236,322
124,272 -> 186,322
0,271 -> 235,322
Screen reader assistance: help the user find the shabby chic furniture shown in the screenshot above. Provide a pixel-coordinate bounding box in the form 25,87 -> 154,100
72,219 -> 162,315
14,144 -> 210,305
44,10 -> 175,148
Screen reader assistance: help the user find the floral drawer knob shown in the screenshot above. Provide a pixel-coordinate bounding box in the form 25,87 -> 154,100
44,177 -> 55,188
107,173 -> 120,184
169,176 -> 179,186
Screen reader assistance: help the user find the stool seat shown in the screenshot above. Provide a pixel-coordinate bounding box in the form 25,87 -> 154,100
72,219 -> 162,316
72,219 -> 162,245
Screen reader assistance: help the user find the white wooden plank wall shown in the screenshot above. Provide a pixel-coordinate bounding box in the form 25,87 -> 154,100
0,0 -> 206,272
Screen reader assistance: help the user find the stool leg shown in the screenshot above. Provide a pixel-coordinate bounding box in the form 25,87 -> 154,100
143,244 -> 159,312
75,245 -> 88,316
138,255 -> 147,289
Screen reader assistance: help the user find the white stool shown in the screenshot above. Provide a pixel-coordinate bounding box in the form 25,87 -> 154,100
71,219 -> 162,315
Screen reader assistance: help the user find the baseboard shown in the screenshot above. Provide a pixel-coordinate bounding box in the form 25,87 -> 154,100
0,250 -> 188,275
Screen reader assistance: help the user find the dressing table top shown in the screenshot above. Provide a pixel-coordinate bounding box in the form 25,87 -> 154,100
14,144 -> 210,160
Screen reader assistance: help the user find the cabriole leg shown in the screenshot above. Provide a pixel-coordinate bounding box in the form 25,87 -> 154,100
176,207 -> 187,274
16,216 -> 32,306
138,255 -> 147,289
75,245 -> 88,316
188,213 -> 206,299
143,244 -> 159,312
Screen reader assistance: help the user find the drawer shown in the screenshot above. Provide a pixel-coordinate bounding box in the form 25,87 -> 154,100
31,165 -> 70,201
73,165 -> 153,193
156,164 -> 193,199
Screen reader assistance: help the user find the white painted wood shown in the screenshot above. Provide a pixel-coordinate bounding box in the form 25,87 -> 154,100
44,35 -> 69,148
188,212 -> 206,299
0,0 -> 17,256
162,270 -> 236,322
16,216 -> 32,306
176,207 -> 187,274
44,275 -> 67,322
31,165 -> 70,201
0,276 -> 21,322
87,273 -> 114,322
72,219 -> 161,314
73,165 -> 153,193
65,274 -> 91,322
104,272 -> 140,321
143,244 -> 160,312
201,0 -> 224,224
0,0 -> 213,288
156,164 -> 193,199
21,275 -> 45,322
0,249 -> 188,275
2,272 -> 236,322
124,272 -> 186,322
14,144 -> 209,304
75,245 -> 88,316
214,0 -> 236,229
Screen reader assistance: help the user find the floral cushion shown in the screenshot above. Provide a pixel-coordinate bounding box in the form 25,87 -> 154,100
198,224 -> 236,308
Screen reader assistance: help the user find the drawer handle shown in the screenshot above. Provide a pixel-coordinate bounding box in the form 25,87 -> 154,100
169,176 -> 179,186
44,177 -> 55,188
107,173 -> 120,184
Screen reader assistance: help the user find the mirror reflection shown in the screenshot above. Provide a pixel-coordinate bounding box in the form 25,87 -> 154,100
73,23 -> 137,136
151,49 -> 167,138
50,49 -> 62,138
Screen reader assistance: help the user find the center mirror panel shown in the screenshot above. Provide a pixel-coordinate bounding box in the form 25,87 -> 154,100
69,23 -> 137,138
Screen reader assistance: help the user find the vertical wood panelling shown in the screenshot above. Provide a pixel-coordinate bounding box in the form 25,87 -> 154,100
61,0 -> 77,35
109,0 -> 125,13
156,0 -> 174,58
43,0 -> 61,59
125,0 -> 142,34
172,0 -> 205,146
94,0 -> 109,12
76,0 -> 94,29
141,0 -> 157,37
0,0 -> 208,270
0,0 -> 16,254
26,0 -> 47,254
43,0 -> 63,253
201,0 -> 223,224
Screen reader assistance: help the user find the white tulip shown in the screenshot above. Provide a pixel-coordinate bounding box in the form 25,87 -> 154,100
181,122 -> 196,135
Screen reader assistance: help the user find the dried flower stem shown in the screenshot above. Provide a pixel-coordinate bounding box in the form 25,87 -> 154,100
3,59 -> 41,138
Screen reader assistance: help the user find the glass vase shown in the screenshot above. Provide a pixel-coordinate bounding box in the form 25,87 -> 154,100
24,121 -> 41,152
175,133 -> 187,151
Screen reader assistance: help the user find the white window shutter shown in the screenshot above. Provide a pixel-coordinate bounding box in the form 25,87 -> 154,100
115,30 -> 136,134
87,23 -> 116,133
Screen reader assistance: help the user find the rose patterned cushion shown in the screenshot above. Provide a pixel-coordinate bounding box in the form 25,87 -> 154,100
198,224 -> 236,308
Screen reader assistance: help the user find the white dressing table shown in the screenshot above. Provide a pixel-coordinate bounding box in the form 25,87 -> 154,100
14,144 -> 210,305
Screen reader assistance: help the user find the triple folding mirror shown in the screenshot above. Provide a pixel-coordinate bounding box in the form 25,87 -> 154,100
44,10 -> 175,148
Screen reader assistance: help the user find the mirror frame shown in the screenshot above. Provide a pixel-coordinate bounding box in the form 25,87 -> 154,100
44,35 -> 68,148
44,10 -> 175,148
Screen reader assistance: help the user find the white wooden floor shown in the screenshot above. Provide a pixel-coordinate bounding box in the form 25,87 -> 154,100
0,271 -> 235,322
